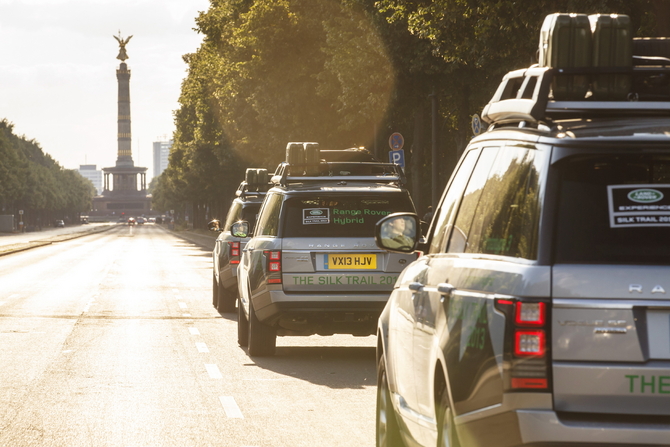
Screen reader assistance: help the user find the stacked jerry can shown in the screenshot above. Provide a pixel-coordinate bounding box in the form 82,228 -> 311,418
285,142 -> 321,176
539,13 -> 631,100
245,168 -> 269,192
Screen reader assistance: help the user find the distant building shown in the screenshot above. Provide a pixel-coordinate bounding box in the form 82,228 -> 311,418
78,164 -> 103,195
153,139 -> 172,179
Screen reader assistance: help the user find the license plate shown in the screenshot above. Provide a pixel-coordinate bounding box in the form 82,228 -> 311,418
325,253 -> 377,270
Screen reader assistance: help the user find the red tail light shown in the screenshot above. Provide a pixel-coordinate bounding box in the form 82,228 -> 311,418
515,302 -> 545,326
514,330 -> 545,356
264,250 -> 282,284
495,297 -> 550,391
229,242 -> 240,264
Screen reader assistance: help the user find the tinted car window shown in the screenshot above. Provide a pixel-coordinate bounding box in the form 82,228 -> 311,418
282,193 -> 414,238
465,147 -> 544,259
429,149 -> 480,254
224,202 -> 242,230
255,193 -> 283,236
555,154 -> 670,264
447,147 -> 499,253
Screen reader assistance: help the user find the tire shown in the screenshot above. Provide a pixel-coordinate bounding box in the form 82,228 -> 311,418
212,272 -> 219,308
247,300 -> 276,357
376,356 -> 404,447
437,386 -> 459,447
216,282 -> 236,313
237,298 -> 249,347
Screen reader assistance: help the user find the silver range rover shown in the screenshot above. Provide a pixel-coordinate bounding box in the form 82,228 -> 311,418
235,159 -> 417,357
373,23 -> 670,447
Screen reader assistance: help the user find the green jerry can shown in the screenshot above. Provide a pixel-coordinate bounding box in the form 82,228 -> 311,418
245,168 -> 259,190
286,142 -> 305,174
539,13 -> 592,100
303,142 -> 321,176
255,168 -> 269,191
589,14 -> 632,101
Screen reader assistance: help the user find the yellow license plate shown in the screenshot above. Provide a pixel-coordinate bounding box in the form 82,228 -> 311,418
326,254 -> 377,270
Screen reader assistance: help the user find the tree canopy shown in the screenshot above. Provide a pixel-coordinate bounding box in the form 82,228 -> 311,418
0,119 -> 95,228
154,0 -> 664,227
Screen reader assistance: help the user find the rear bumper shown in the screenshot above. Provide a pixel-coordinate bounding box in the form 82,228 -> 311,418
454,394 -> 670,446
252,290 -> 389,336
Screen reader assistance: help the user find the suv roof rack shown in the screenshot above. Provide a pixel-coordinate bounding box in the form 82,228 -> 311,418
482,65 -> 670,126
235,181 -> 270,200
270,161 -> 406,187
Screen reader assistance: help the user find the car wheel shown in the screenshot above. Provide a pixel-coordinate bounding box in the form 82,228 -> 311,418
237,298 -> 249,347
376,356 -> 404,447
437,386 -> 459,447
216,282 -> 236,313
212,272 -> 219,308
247,300 -> 276,357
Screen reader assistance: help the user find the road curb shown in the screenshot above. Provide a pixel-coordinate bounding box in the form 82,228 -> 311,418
155,225 -> 217,251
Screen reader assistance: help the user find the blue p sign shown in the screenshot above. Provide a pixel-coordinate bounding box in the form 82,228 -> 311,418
389,149 -> 405,168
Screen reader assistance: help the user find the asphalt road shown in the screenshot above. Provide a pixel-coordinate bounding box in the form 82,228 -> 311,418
0,224 -> 377,447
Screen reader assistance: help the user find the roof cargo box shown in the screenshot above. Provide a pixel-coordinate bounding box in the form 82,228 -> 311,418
589,14 -> 632,100
539,13 -> 591,100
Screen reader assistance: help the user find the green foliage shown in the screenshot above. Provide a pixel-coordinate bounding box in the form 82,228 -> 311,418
160,0 -> 662,228
0,119 -> 94,226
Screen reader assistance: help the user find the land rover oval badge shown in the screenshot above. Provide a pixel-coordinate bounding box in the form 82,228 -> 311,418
310,209 -> 324,215
628,189 -> 664,203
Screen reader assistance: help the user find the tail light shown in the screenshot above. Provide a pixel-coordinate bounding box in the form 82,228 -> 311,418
264,250 -> 282,284
228,242 -> 240,264
495,298 -> 550,391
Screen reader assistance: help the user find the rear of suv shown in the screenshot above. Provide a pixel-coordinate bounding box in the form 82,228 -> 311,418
235,142 -> 417,356
208,169 -> 269,312
374,13 -> 670,447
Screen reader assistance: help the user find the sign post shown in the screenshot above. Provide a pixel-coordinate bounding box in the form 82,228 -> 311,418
388,132 -> 406,168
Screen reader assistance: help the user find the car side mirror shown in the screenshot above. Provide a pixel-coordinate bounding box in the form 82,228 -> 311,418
207,219 -> 222,232
375,213 -> 419,253
231,221 -> 250,238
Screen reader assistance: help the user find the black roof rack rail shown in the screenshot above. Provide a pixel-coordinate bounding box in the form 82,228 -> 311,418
270,161 -> 406,187
481,65 -> 670,126
235,181 -> 270,200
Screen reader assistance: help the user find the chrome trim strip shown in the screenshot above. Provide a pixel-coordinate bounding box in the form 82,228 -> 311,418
553,298 -> 670,309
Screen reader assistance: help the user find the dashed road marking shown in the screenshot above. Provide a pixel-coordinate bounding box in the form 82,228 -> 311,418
189,327 -> 200,335
196,342 -> 209,353
8,294 -> 19,299
183,313 -> 192,317
205,364 -> 223,379
178,302 -> 188,309
172,288 -> 179,293
219,396 -> 244,418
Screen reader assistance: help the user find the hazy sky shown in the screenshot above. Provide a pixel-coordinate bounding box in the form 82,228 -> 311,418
0,0 -> 210,179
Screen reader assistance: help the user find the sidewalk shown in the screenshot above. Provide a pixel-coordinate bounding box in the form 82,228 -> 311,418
0,223 -> 115,257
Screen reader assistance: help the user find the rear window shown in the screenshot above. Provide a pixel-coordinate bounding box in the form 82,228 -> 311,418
555,154 -> 670,264
281,193 -> 414,238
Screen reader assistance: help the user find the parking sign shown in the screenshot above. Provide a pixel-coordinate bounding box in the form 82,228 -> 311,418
389,149 -> 405,168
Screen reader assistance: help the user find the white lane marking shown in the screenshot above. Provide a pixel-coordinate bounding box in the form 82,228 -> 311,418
219,396 -> 244,418
172,288 -> 179,293
205,364 -> 223,379
195,342 -> 209,353
189,327 -> 200,335
170,283 -> 176,287
183,313 -> 192,317
178,302 -> 188,309
8,294 -> 19,299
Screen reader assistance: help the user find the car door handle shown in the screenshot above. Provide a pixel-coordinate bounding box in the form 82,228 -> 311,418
437,283 -> 455,297
409,282 -> 424,291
